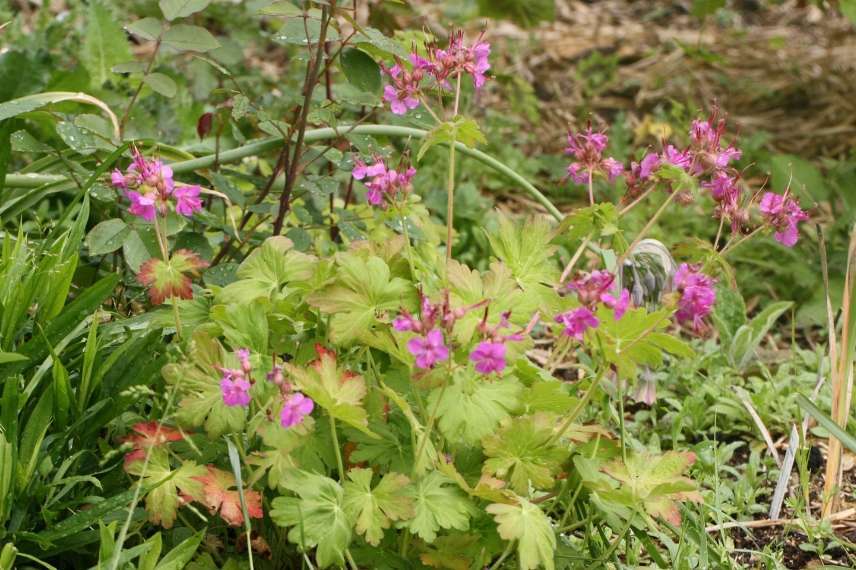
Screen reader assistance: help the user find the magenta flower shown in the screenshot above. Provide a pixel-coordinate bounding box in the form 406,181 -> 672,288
688,112 -> 742,171
393,313 -> 418,332
351,156 -> 416,207
555,307 -> 599,340
759,192 -> 808,247
173,185 -> 203,217
673,263 -> 717,332
220,372 -> 251,407
601,288 -> 630,320
280,392 -> 314,428
638,153 -> 660,179
126,190 -> 157,221
469,341 -> 507,374
236,348 -> 252,375
564,127 -> 624,197
406,328 -> 449,369
382,64 -> 422,115
662,145 -> 692,171
567,270 -> 615,306
414,31 -> 491,90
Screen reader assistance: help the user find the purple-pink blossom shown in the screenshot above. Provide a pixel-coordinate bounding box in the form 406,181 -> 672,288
759,192 -> 808,247
564,126 -> 624,197
555,307 -> 599,340
406,328 -> 449,369
280,392 -> 314,428
382,64 -> 422,115
351,157 -> 416,207
220,372 -> 251,407
601,288 -> 630,320
414,31 -> 491,90
673,263 -> 717,332
469,341 -> 507,374
567,270 -> 615,306
173,185 -> 203,217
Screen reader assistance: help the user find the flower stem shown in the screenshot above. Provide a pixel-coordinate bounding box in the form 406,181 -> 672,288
444,73 -> 463,268
548,369 -> 604,446
587,169 -> 594,206
329,413 -> 345,480
616,189 -> 679,268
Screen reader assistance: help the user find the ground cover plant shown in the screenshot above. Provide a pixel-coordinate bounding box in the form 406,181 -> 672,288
0,1 -> 855,569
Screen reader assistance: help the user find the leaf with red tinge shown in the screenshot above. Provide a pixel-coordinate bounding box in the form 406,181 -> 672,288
138,249 -> 208,304
192,465 -> 263,526
121,421 -> 184,469
600,451 -> 703,526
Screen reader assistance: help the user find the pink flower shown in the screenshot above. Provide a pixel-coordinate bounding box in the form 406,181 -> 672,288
382,64 -> 422,115
220,372 -> 251,407
406,328 -> 449,369
471,40 -> 491,89
601,288 -> 630,320
125,190 -> 157,221
393,313 -> 419,332
662,145 -> 692,171
280,392 -> 314,428
469,341 -> 507,374
759,192 -> 808,247
173,185 -> 203,217
564,127 -> 624,191
567,270 -> 615,306
415,31 -> 491,90
673,263 -> 717,332
555,307 -> 599,340
236,349 -> 252,375
703,171 -> 739,202
351,156 -> 416,207
638,153 -> 660,179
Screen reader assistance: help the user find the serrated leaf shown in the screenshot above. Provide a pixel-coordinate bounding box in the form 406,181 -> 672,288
126,18 -> 163,41
83,0 -> 132,88
599,451 -> 702,526
487,499 -> 556,570
218,236 -> 316,304
87,218 -> 130,256
482,414 -> 567,494
144,73 -> 178,97
127,450 -> 206,528
429,371 -> 521,446
159,0 -> 210,21
418,116 -> 486,162
162,24 -> 220,52
405,472 -> 475,543
270,470 -> 352,568
308,253 -> 415,345
283,346 -> 375,436
342,468 -> 414,546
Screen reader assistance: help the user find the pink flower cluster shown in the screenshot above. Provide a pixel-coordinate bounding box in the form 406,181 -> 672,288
555,270 -> 630,340
394,293 -> 472,369
759,191 -> 809,247
351,157 -> 416,207
111,148 -> 202,221
382,31 -> 491,116
219,349 -> 253,407
565,126 -> 623,190
219,350 -> 314,429
468,311 -> 538,374
673,264 -> 717,332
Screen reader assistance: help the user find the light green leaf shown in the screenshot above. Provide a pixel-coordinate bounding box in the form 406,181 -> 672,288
259,1 -> 302,16
418,116 -> 486,161
487,499 -> 556,570
0,352 -> 28,364
144,73 -> 178,98
284,347 -> 375,436
126,18 -> 164,41
308,253 -> 415,345
154,530 -> 204,570
769,154 -> 828,201
87,218 -> 130,256
483,414 -> 567,494
162,24 -> 221,52
429,371 -> 521,446
342,468 -> 414,546
405,472 -> 475,543
270,470 -> 352,568
218,236 -> 316,303
159,0 -> 210,21
0,92 -> 120,139
728,301 -> 792,369
83,0 -> 132,88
